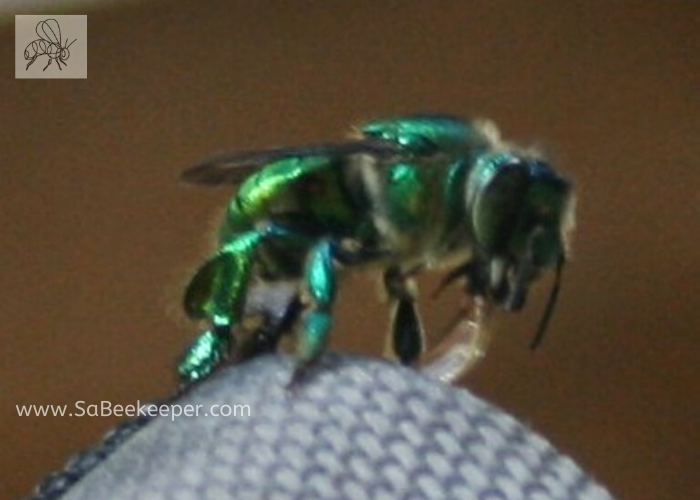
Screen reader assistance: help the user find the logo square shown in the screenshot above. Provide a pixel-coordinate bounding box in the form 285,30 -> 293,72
15,15 -> 87,79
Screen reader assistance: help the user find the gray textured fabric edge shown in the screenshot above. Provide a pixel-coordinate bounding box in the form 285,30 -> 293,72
44,353 -> 615,500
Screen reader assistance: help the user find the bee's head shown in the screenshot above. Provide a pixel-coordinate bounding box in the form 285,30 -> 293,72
468,153 -> 575,346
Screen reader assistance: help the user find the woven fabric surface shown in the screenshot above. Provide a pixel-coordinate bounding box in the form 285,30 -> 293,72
35,353 -> 615,500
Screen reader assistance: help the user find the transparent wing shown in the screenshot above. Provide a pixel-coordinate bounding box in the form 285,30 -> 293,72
180,138 -> 400,186
37,19 -> 62,45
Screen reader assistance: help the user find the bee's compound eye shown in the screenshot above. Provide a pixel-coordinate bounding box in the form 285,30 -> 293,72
469,158 -> 531,254
469,155 -> 572,265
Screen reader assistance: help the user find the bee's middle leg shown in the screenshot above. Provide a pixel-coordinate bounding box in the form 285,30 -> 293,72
291,240 -> 338,384
383,266 -> 425,365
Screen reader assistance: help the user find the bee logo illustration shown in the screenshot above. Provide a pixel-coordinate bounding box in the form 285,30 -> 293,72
24,19 -> 77,72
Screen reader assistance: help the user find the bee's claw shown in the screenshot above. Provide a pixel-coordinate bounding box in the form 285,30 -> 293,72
286,362 -> 314,394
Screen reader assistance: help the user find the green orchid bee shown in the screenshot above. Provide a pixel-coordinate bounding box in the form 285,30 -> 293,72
178,114 -> 575,386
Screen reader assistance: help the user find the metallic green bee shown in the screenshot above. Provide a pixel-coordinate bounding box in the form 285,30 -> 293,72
178,114 -> 575,385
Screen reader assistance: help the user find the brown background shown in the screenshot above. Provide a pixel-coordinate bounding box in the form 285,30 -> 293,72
1,2 -> 698,499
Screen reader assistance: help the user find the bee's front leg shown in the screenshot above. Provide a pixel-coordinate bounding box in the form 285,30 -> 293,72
419,297 -> 492,384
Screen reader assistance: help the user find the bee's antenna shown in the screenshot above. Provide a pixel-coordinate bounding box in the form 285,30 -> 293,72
530,254 -> 565,350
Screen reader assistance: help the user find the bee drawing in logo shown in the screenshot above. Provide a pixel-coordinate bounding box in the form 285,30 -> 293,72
24,19 -> 77,72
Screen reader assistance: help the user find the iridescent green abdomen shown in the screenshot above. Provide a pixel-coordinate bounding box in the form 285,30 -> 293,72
220,156 -> 364,244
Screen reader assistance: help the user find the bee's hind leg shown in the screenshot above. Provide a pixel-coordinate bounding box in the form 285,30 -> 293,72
178,230 -> 265,386
419,260 -> 492,384
177,319 -> 232,386
290,240 -> 337,387
383,266 -> 425,366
